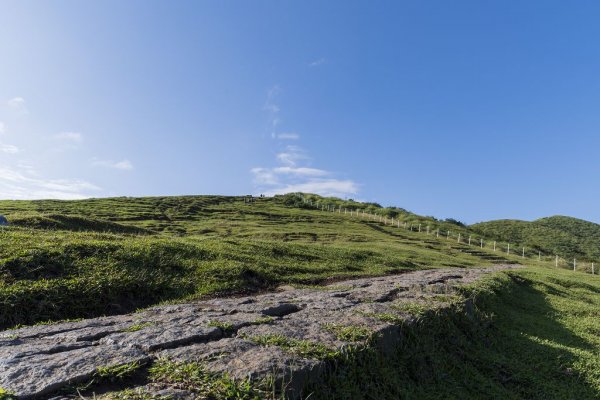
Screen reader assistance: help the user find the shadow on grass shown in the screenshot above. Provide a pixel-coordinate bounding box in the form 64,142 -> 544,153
308,272 -> 599,399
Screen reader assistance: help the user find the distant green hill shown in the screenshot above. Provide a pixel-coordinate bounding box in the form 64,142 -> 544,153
471,216 -> 600,260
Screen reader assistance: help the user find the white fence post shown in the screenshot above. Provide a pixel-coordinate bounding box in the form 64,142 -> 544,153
468,236 -> 471,246
480,238 -> 483,248
522,247 -> 525,258
507,243 -> 510,255
458,233 -> 461,243
556,255 -> 559,268
573,258 -> 577,271
493,241 -> 496,251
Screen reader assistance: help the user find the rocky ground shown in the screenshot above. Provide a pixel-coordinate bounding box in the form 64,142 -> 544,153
0,265 -> 518,399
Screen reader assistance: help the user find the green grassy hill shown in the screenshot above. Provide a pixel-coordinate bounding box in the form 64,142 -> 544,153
0,193 -> 517,328
471,215 -> 600,261
0,193 -> 598,398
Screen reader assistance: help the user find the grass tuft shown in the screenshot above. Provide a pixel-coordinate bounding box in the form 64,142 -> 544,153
96,361 -> 143,382
249,334 -> 339,360
322,323 -> 372,342
149,359 -> 275,399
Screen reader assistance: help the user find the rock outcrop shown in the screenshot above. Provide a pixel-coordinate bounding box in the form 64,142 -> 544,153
0,265 -> 518,399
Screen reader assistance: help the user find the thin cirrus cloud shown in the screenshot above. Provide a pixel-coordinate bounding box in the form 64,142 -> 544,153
252,165 -> 360,197
308,58 -> 326,67
276,145 -> 310,167
264,86 -> 281,137
0,165 -> 100,200
54,132 -> 83,143
276,132 -> 299,140
7,97 -> 28,114
91,158 -> 134,171
251,166 -> 330,185
252,86 -> 359,198
0,143 -> 19,154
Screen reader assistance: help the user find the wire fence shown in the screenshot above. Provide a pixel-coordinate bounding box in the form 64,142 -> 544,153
297,196 -> 597,276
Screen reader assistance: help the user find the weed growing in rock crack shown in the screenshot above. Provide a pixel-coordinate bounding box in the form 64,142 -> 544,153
251,316 -> 275,325
249,334 -> 339,360
428,293 -> 462,304
96,361 -> 143,382
390,302 -> 429,317
0,334 -> 18,340
360,312 -> 405,325
110,388 -> 173,400
149,359 -> 275,399
12,318 -> 84,330
207,320 -> 235,334
120,322 -> 154,332
292,284 -> 352,292
322,323 -> 372,342
0,388 -> 15,400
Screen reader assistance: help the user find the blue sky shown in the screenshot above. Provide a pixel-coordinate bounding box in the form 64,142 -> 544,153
1,1 -> 600,224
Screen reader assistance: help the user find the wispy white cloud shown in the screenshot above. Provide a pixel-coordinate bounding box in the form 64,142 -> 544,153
276,132 -> 299,140
7,97 -> 28,114
54,132 -> 83,143
276,145 -> 309,167
252,143 -> 358,197
308,58 -> 326,67
272,167 -> 329,177
264,86 -> 281,137
0,165 -> 100,200
254,85 -> 359,198
91,158 -> 134,171
250,168 -> 278,185
262,179 -> 358,198
251,166 -> 329,186
0,143 -> 19,154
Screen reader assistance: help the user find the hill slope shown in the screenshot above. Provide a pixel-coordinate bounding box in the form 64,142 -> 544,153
0,194 -> 521,328
0,194 -> 598,398
471,215 -> 600,260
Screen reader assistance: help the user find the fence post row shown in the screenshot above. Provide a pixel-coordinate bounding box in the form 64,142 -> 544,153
299,196 -> 598,275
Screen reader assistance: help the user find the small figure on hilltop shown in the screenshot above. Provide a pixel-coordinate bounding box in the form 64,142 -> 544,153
0,215 -> 8,226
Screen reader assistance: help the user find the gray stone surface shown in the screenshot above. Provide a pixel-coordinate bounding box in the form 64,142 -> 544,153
0,265 -> 518,399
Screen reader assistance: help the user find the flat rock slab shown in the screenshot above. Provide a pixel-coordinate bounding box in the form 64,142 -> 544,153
0,265 -> 518,399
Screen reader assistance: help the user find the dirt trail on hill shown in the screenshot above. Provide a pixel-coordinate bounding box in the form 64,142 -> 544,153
0,265 -> 519,399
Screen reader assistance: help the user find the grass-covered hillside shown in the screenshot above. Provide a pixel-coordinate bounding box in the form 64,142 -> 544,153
313,267 -> 600,399
0,194 -> 518,329
0,194 -> 599,398
471,216 -> 600,261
